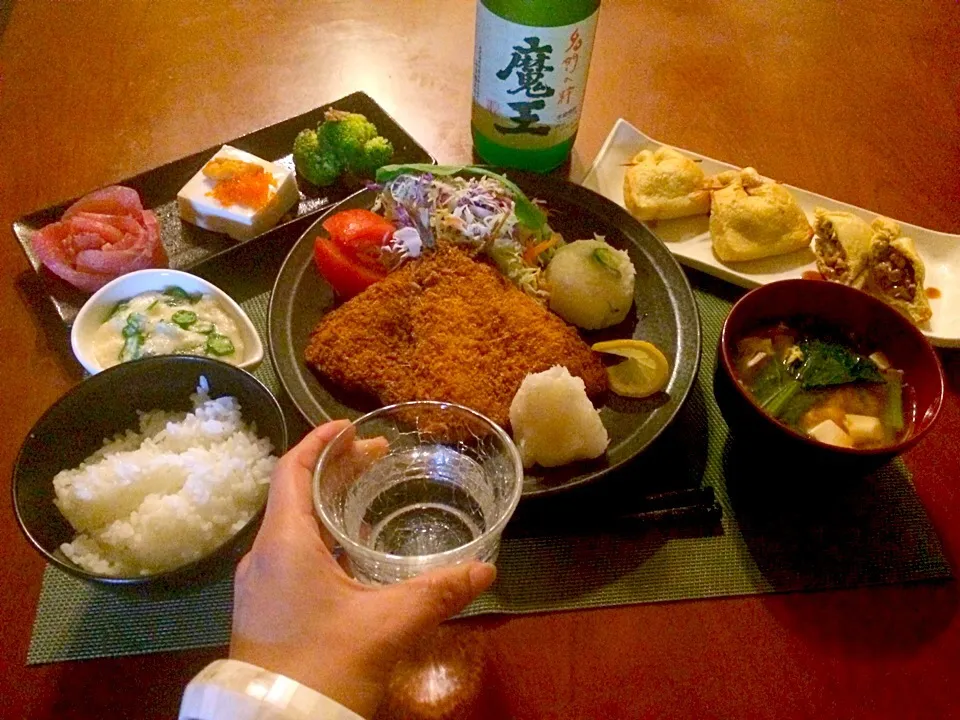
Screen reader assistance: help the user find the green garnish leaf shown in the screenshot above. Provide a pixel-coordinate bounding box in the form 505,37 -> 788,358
171,310 -> 198,329
795,340 -> 885,389
749,355 -> 800,418
375,164 -> 549,232
192,321 -> 215,334
762,378 -> 802,417
121,313 -> 146,338
119,313 -> 146,362
375,163 -> 454,183
592,247 -> 622,277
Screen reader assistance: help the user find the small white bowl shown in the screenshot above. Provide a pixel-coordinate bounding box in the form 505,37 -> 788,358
71,269 -> 264,375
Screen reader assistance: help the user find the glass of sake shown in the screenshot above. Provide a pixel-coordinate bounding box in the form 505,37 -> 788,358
313,401 -> 524,584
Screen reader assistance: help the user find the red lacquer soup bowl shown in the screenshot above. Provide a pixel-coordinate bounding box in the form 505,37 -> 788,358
715,279 -> 944,468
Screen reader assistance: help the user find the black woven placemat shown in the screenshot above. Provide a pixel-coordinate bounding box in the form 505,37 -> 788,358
26,275 -> 952,663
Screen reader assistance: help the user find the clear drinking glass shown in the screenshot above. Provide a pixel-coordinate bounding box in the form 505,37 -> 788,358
313,401 -> 524,584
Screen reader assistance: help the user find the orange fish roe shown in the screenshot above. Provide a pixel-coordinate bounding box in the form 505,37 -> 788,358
207,164 -> 277,210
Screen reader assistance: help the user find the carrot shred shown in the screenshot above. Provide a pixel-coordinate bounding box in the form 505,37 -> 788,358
522,234 -> 560,265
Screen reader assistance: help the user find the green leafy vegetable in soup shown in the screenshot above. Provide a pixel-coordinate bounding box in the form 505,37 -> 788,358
92,286 -> 245,369
734,322 -> 909,449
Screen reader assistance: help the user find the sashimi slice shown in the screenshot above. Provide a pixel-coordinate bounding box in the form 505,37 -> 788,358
31,222 -> 114,292
66,213 -> 134,245
142,210 -> 167,266
64,232 -> 107,253
62,186 -> 144,220
31,221 -> 70,263
101,227 -> 147,252
74,247 -> 155,275
44,264 -> 114,293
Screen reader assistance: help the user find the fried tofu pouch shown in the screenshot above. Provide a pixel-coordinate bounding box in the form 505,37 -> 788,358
813,208 -> 873,287
862,218 -> 932,325
623,146 -> 710,221
709,168 -> 813,262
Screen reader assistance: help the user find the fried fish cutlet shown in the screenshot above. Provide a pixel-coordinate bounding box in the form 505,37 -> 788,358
304,246 -> 608,427
304,271 -> 417,398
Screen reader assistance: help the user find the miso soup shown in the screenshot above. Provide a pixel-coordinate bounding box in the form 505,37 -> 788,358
733,322 -> 911,449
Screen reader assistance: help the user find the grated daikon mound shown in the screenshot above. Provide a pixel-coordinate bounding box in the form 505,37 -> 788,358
508,365 -> 609,468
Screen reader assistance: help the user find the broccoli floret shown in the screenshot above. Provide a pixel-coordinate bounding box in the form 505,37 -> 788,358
291,109 -> 394,186
318,109 -> 378,169
293,128 -> 342,186
353,136 -> 395,176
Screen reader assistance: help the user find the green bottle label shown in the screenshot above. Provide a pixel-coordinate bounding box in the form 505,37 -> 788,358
472,3 -> 598,151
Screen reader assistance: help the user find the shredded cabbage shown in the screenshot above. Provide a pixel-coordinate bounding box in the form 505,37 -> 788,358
373,173 -> 552,300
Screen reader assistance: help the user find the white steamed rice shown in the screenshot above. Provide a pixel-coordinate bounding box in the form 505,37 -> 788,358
53,378 -> 278,576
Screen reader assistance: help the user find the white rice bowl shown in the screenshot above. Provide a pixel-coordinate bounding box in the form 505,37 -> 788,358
52,379 -> 277,576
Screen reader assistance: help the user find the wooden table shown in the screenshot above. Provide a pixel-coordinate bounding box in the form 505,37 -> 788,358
2,2 -> 958,717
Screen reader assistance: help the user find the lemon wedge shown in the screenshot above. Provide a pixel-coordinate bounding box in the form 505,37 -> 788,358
591,340 -> 670,398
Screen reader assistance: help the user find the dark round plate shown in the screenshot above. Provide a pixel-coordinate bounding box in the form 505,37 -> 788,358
267,173 -> 701,498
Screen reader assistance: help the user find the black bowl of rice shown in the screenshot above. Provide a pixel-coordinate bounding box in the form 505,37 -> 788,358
13,355 -> 288,588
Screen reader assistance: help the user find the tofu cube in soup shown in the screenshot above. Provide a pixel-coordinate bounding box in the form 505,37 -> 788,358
808,419 -> 854,448
843,414 -> 884,445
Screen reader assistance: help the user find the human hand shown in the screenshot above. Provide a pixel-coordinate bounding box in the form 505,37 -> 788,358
229,420 -> 497,719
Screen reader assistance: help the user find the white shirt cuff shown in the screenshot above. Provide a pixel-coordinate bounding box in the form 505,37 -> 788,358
179,659 -> 365,720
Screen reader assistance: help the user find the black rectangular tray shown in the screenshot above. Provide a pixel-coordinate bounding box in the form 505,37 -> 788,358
13,91 -> 434,326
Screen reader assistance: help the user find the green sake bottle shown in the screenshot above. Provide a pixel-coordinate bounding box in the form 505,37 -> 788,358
471,0 -> 600,172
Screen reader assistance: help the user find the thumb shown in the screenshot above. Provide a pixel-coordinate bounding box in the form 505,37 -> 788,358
375,562 -> 496,640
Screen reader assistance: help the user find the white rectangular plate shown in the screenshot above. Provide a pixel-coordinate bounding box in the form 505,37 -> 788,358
581,118 -> 960,347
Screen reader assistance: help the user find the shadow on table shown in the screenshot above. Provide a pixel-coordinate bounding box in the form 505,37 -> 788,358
767,579 -> 957,658
47,645 -> 223,719
510,379 -> 720,539
939,347 -> 960,395
723,434 -> 952,592
723,433 -> 956,653
491,380 -> 721,604
15,270 -> 85,379
0,1 -> 14,43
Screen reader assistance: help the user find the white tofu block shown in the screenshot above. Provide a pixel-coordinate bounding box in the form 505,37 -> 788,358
869,351 -> 892,371
807,419 -> 854,448
844,414 -> 884,445
177,145 -> 300,241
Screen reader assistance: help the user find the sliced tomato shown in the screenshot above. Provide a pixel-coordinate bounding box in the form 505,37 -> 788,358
323,209 -> 394,247
314,209 -> 396,298
321,208 -> 396,273
313,235 -> 388,299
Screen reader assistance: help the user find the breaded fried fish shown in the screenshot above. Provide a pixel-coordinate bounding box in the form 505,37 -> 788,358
305,246 -> 608,427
